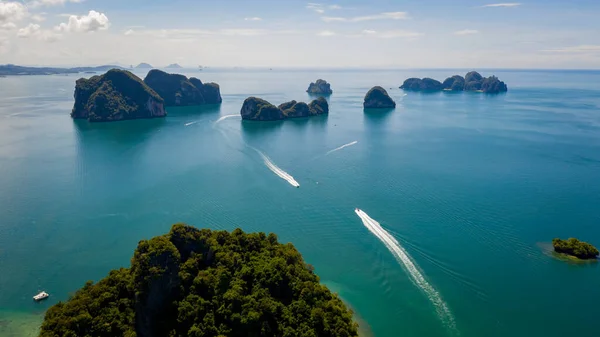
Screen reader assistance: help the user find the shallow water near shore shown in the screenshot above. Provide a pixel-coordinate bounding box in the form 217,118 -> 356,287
1,68 -> 600,337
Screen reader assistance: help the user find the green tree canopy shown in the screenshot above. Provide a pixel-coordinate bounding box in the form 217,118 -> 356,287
40,224 -> 359,337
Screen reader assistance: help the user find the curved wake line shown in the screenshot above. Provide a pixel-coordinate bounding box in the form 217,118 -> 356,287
354,209 -> 458,334
326,141 -> 358,155
249,146 -> 300,188
185,121 -> 199,126
214,114 -> 240,124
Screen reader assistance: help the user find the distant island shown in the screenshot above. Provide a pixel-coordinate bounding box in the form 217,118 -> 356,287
165,63 -> 183,69
307,79 -> 333,95
241,97 -> 328,121
135,63 -> 154,69
553,238 -> 599,260
71,69 -> 166,122
39,224 -> 358,337
364,86 -> 396,109
143,69 -> 222,106
0,64 -> 124,76
400,71 -> 508,94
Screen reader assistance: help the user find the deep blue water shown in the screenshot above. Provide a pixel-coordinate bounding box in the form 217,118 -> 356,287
0,69 -> 599,337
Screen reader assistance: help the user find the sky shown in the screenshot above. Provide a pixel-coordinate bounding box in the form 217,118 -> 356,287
1,0 -> 600,68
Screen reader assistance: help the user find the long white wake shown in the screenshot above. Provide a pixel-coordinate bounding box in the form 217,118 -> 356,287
185,121 -> 199,126
326,141 -> 358,155
249,147 -> 300,188
214,114 -> 240,124
354,209 -> 457,333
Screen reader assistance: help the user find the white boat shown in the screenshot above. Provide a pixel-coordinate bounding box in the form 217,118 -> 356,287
33,291 -> 49,301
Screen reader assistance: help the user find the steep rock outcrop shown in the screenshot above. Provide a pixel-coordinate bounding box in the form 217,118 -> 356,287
400,78 -> 443,91
143,69 -> 222,106
306,79 -> 333,95
71,69 -> 166,122
442,75 -> 466,91
242,97 -> 329,121
363,86 -> 396,109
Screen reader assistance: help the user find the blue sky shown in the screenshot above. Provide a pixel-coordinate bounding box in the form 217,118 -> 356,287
1,0 -> 600,68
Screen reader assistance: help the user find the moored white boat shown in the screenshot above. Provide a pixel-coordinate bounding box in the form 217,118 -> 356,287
33,291 -> 49,301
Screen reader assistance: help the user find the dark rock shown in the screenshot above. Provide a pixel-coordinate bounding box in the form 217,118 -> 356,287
400,78 -> 443,91
71,69 -> 165,122
464,80 -> 482,91
481,76 -> 508,93
306,79 -> 333,95
143,69 -> 221,106
241,97 -> 284,121
465,71 -> 483,83
243,97 -> 329,121
364,86 -> 396,109
442,75 -> 466,91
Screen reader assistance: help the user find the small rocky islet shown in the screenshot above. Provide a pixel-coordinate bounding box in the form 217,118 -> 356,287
401,71 -> 508,94
552,238 -> 599,260
71,69 -> 222,122
363,86 -> 396,109
241,97 -> 329,121
306,79 -> 333,95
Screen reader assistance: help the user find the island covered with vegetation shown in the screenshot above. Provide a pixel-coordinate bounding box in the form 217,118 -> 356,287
307,79 -> 333,95
71,69 -> 166,122
363,86 -> 396,109
552,238 -> 599,260
143,69 -> 222,106
400,71 -> 508,94
39,224 -> 358,337
241,97 -> 329,121
0,64 -> 124,76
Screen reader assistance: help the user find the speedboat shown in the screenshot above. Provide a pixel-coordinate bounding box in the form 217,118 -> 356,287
33,291 -> 49,301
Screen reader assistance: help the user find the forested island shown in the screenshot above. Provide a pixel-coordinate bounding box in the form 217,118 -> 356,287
143,69 -> 222,106
363,86 -> 396,109
552,238 -> 599,260
71,69 -> 166,122
39,224 -> 359,337
400,71 -> 508,94
241,97 -> 329,121
307,79 -> 333,95
0,64 -> 124,76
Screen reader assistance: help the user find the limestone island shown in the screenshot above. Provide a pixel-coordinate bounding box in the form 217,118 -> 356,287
143,69 -> 222,106
135,62 -> 153,69
71,69 -> 166,122
400,71 -> 508,94
165,63 -> 183,69
307,79 -> 333,95
552,238 -> 599,260
38,224 -> 359,336
241,97 -> 328,121
364,86 -> 396,109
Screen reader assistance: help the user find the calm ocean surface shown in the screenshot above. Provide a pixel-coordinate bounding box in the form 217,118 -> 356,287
0,69 -> 599,337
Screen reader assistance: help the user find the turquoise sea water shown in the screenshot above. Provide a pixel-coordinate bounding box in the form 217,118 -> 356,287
0,69 -> 599,337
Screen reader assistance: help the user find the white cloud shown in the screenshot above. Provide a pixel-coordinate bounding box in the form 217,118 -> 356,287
124,29 -> 134,36
362,29 -> 376,34
17,23 -> 60,41
0,2 -> 28,24
329,5 -> 342,10
454,29 -> 479,35
55,10 -> 109,33
317,30 -> 336,36
244,17 -> 262,21
28,0 -> 83,9
482,3 -> 521,7
375,30 -> 423,39
306,3 -> 325,14
322,12 -> 409,22
542,45 -> 600,53
31,14 -> 46,22
1,22 -> 16,30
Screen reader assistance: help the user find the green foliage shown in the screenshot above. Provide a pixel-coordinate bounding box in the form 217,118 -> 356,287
306,80 -> 333,95
242,97 -> 284,121
552,238 -> 599,260
400,78 -> 443,91
481,76 -> 508,93
143,70 -> 222,106
442,75 -> 465,91
40,224 -> 359,337
363,86 -> 396,109
72,69 -> 165,122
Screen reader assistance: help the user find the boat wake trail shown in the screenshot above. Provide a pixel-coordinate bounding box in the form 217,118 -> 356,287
249,146 -> 300,188
326,141 -> 358,155
214,114 -> 240,124
185,121 -> 199,126
354,209 -> 458,334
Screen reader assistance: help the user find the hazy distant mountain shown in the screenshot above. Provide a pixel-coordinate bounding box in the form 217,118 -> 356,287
0,64 -> 125,76
135,63 -> 153,69
165,63 -> 183,69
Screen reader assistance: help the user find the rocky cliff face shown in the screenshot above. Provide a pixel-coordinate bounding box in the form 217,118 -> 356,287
143,69 -> 222,106
400,78 -> 443,91
402,71 -> 508,94
306,79 -> 333,95
242,97 -> 329,121
71,69 -> 166,122
363,86 -> 396,109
